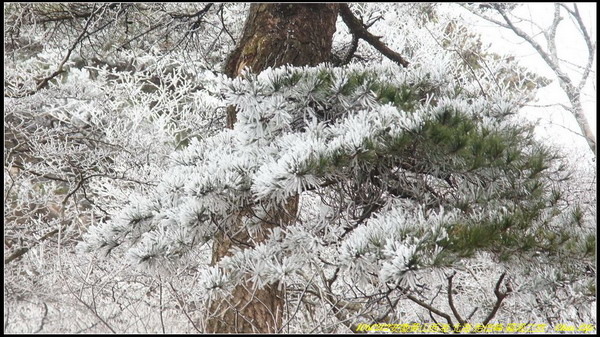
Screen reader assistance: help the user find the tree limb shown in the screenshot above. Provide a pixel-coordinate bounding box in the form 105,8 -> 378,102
447,272 -> 466,325
466,4 -> 597,156
339,4 -> 409,67
406,293 -> 454,326
481,272 -> 511,325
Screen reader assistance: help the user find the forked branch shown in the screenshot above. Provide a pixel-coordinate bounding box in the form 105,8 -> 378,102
339,4 -> 409,68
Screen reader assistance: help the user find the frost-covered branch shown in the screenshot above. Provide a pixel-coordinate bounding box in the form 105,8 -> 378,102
460,3 -> 597,156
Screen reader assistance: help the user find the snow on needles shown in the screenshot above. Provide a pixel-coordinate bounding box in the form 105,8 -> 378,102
82,61 -> 528,288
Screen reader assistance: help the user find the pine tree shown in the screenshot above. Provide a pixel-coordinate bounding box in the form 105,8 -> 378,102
6,3 -> 594,333
80,3 -> 593,331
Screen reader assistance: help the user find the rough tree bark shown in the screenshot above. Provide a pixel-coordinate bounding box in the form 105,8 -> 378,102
205,4 -> 339,333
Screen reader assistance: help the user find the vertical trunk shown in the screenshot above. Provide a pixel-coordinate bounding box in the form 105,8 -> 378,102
571,98 -> 597,157
205,4 -> 339,333
224,4 -> 339,128
562,84 -> 596,157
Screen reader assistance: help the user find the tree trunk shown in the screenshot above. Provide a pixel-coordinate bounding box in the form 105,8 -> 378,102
205,4 -> 339,333
224,4 -> 339,128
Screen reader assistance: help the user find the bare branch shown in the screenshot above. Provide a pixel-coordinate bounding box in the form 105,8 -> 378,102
339,4 -> 409,67
463,3 -> 597,156
567,4 -> 597,93
4,223 -> 68,264
158,279 -> 166,334
466,307 -> 478,321
458,4 -> 510,29
544,3 -> 562,65
218,4 -> 236,45
481,272 -> 511,325
447,272 -> 465,325
561,3 -> 593,52
35,4 -> 103,92
492,5 -> 566,84
168,282 -> 203,333
406,293 -> 454,326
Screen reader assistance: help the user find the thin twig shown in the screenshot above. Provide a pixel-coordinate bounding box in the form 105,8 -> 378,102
159,278 -> 166,334
218,4 -> 236,45
36,4 -> 102,92
168,282 -> 203,333
4,223 -> 68,264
